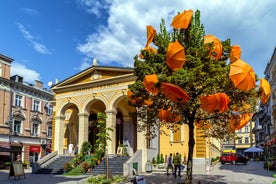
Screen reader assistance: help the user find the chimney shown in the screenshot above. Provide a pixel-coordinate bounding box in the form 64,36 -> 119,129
34,80 -> 43,89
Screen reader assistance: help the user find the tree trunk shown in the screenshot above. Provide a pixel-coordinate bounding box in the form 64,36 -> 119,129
185,120 -> 195,184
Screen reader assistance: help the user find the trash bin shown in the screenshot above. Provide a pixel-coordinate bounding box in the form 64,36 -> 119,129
145,160 -> 152,172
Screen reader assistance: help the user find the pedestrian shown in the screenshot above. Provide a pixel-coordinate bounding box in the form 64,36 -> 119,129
166,153 -> 173,175
172,152 -> 181,177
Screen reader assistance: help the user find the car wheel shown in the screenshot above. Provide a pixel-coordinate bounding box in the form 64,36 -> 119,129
221,162 -> 225,165
244,162 -> 247,165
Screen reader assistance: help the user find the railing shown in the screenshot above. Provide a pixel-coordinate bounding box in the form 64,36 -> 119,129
123,149 -> 142,176
32,151 -> 58,173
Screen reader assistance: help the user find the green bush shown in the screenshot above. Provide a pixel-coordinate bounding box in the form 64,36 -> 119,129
87,174 -> 127,184
64,161 -> 73,172
64,166 -> 84,176
152,157 -> 156,164
160,153 -> 164,163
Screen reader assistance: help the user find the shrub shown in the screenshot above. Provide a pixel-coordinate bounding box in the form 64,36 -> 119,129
152,157 -> 156,164
156,154 -> 161,164
64,161 -> 73,172
160,153 -> 164,163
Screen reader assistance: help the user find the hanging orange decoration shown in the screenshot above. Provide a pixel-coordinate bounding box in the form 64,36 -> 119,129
127,90 -> 142,105
158,109 -> 181,123
171,9 -> 193,29
143,74 -> 159,95
166,41 -> 186,71
139,46 -> 157,59
200,93 -> 230,113
204,34 -> 222,60
145,25 -> 156,47
144,99 -> 153,106
161,82 -> 190,103
230,45 -> 241,63
229,59 -> 256,91
229,113 -> 252,131
260,78 -> 271,104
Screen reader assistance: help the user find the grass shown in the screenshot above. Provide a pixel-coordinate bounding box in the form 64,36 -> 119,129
63,166 -> 84,176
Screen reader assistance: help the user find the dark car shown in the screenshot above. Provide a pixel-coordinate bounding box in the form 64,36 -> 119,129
220,153 -> 247,165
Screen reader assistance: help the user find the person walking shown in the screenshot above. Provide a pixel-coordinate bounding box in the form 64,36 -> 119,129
172,152 -> 181,177
166,153 -> 173,175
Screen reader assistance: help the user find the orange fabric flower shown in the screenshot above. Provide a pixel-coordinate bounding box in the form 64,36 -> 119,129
158,109 -> 181,123
204,34 -> 222,60
230,45 -> 241,63
161,82 -> 190,103
143,74 -> 159,95
200,93 -> 230,113
229,59 -> 256,91
260,78 -> 270,104
166,41 -> 186,71
145,25 -> 156,47
171,10 -> 193,29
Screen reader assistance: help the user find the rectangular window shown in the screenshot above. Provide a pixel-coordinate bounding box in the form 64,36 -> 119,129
32,123 -> 39,137
173,125 -> 181,142
238,139 -> 242,144
238,129 -> 242,133
13,120 -> 21,134
245,137 -> 249,144
244,126 -> 249,132
47,104 -> 53,115
47,125 -> 52,137
33,100 -> 40,112
15,95 -> 22,107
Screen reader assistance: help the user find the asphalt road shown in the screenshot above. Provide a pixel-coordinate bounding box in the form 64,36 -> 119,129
0,161 -> 276,184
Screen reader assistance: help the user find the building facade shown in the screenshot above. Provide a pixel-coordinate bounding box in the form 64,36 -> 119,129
51,63 -> 221,171
0,54 -> 54,165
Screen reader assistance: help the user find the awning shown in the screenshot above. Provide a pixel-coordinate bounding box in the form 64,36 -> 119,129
264,138 -> 276,147
30,146 -> 41,153
0,146 -> 22,153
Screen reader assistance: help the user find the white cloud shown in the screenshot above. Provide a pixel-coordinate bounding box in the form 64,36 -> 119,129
17,23 -> 52,55
20,8 -> 39,16
77,0 -> 276,77
77,0 -> 111,17
11,62 -> 40,83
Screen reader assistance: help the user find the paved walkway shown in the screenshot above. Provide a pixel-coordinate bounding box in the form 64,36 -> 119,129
0,161 -> 276,184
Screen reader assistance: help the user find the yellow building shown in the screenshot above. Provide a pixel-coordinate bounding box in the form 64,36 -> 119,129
51,64 -> 221,172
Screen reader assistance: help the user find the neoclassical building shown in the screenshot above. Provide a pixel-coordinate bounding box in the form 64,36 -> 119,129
51,63 -> 221,172
51,65 -> 142,156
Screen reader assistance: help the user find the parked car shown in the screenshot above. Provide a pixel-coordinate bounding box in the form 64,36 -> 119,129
220,153 -> 247,165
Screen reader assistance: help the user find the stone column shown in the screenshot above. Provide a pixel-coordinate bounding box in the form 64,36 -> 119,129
78,112 -> 89,149
54,115 -> 65,154
105,110 -> 116,155
136,107 -> 148,172
123,116 -> 134,156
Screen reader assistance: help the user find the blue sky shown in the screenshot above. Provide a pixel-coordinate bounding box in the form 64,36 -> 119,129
1,0 -> 275,89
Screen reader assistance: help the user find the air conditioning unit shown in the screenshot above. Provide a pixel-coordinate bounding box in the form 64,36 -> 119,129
41,139 -> 47,145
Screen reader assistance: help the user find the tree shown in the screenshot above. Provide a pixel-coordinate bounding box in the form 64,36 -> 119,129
128,10 -> 266,184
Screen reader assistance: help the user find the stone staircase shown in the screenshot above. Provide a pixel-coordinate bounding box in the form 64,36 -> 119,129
87,156 -> 129,175
35,156 -> 74,174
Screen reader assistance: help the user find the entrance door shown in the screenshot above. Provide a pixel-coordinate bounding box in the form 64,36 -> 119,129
88,113 -> 99,151
116,111 -> 124,150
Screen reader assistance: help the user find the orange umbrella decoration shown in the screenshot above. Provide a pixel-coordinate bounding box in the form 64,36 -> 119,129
204,34 -> 222,60
171,9 -> 193,29
230,45 -> 241,63
229,113 -> 252,131
229,59 -> 256,91
127,90 -> 142,105
200,93 -> 231,113
161,82 -> 190,103
143,74 -> 159,95
144,99 -> 153,106
166,41 -> 186,71
260,78 -> 271,104
145,25 -> 156,47
139,46 -> 157,59
158,109 -> 181,123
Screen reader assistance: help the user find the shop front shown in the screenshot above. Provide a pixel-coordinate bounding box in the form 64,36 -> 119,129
29,145 -> 41,165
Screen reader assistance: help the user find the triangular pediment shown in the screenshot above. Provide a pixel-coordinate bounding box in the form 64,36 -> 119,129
51,66 -> 135,92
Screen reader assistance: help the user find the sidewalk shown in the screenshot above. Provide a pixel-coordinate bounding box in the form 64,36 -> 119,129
1,161 -> 276,184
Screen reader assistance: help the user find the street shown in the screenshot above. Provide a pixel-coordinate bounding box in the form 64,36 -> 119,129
142,161 -> 276,184
0,161 -> 276,184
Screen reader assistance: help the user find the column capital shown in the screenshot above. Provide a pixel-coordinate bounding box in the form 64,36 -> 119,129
78,112 -> 90,117
55,115 -> 66,120
105,110 -> 117,115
